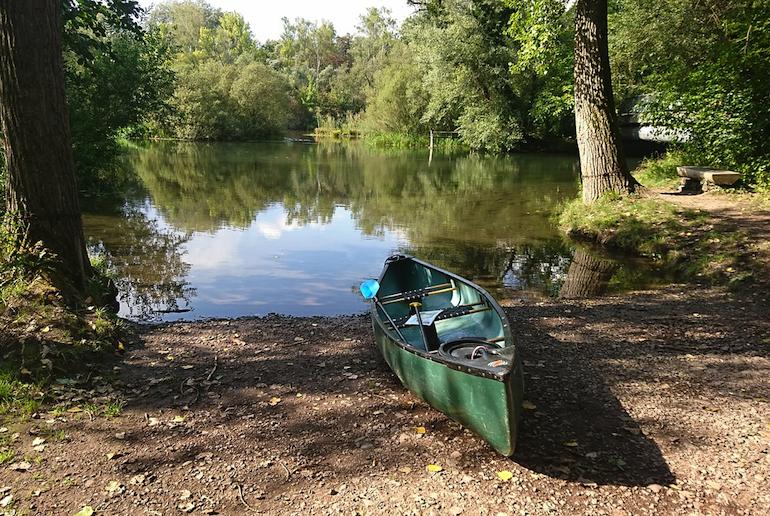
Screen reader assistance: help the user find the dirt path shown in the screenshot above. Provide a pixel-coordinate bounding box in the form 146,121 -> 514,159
2,282 -> 769,515
660,191 -> 770,241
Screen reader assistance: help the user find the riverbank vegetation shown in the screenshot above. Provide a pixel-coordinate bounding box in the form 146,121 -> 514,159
0,216 -> 124,388
128,0 -> 768,189
558,193 -> 770,288
1,0 -> 760,193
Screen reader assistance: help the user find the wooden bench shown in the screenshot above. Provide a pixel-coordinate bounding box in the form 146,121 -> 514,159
677,166 -> 740,193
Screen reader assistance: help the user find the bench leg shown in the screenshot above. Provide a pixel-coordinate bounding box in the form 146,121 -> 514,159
678,177 -> 703,194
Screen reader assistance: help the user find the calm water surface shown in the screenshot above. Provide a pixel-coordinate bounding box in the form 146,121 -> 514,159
81,141 -> 654,320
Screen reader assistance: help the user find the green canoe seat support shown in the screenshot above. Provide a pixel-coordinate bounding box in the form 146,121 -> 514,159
389,302 -> 490,328
380,282 -> 456,305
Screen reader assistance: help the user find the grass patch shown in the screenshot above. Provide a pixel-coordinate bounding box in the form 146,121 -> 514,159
103,400 -> 124,418
0,370 -> 43,418
558,193 -> 763,286
1,214 -> 127,422
0,449 -> 16,464
632,151 -> 684,189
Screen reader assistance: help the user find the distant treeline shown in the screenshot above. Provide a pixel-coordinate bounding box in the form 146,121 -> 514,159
58,0 -> 770,189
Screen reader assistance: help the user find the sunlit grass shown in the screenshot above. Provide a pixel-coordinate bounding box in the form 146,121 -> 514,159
0,370 -> 42,418
103,401 -> 124,418
632,151 -> 683,189
559,193 -> 761,286
0,449 -> 16,464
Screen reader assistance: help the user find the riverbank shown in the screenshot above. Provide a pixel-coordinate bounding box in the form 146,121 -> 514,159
559,188 -> 770,289
1,281 -> 769,514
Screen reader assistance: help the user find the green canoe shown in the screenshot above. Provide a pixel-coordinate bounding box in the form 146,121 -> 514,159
364,254 -> 524,456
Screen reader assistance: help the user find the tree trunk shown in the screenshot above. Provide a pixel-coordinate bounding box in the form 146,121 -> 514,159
559,248 -> 617,299
0,0 -> 91,295
573,0 -> 638,203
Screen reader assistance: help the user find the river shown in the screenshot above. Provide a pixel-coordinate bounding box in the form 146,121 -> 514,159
82,140 -> 660,320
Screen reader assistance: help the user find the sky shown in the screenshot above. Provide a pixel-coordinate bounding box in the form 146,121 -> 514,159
138,0 -> 416,42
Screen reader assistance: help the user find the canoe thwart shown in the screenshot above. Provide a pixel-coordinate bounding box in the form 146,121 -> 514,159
381,283 -> 457,305
391,303 -> 490,327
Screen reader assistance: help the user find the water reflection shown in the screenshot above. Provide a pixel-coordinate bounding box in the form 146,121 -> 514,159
84,204 -> 194,318
83,141 -> 642,320
559,248 -> 619,299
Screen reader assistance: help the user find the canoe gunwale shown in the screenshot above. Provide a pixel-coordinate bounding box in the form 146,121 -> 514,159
372,255 -> 517,382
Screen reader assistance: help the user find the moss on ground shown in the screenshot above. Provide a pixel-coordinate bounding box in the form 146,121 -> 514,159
558,193 -> 767,287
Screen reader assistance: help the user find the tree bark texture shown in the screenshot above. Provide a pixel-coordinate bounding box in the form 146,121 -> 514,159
559,248 -> 617,299
573,0 -> 638,203
0,0 -> 91,293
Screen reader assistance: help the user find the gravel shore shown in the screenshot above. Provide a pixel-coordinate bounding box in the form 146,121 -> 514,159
2,283 -> 768,514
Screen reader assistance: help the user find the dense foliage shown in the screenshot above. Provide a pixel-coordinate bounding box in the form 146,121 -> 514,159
62,0 -> 174,192
609,0 -> 770,187
4,0 -> 766,199
144,0 -> 575,152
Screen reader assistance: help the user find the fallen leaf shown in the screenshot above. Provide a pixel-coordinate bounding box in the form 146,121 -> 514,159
67,407 -> 83,413
74,506 -> 94,516
32,437 -> 46,447
148,417 -> 160,426
268,397 -> 282,406
522,400 -> 537,411
426,464 -> 443,473
562,440 -> 578,447
9,461 -> 31,471
166,355 -> 174,361
105,480 -> 123,493
173,415 -> 186,423
106,451 -> 123,460
41,326 -> 51,333
129,474 -> 146,485
415,426 -> 427,434
398,466 -> 412,473
497,470 -> 514,482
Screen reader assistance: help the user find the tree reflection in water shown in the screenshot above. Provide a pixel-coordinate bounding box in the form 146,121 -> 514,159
559,248 -> 619,299
82,142 -> 669,318
84,206 -> 194,319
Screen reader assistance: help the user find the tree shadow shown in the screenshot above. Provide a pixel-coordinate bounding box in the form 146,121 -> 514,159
507,314 -> 674,486
39,275 -> 770,513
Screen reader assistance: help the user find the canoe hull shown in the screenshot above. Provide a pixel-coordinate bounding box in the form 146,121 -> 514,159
372,309 -> 523,456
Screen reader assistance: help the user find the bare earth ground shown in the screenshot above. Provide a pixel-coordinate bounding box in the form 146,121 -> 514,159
2,192 -> 770,515
2,285 -> 769,515
660,191 -> 770,242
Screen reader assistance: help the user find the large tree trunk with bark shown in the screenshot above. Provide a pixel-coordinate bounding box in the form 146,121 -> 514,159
0,0 -> 91,295
574,0 -> 639,203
